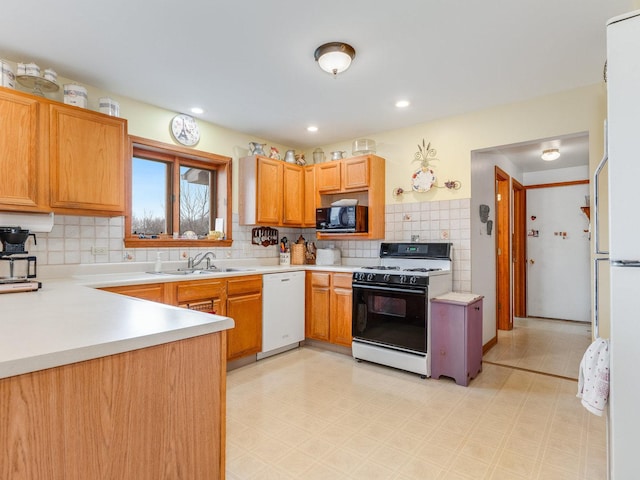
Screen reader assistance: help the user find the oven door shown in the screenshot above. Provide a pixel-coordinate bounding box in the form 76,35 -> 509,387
352,283 -> 428,353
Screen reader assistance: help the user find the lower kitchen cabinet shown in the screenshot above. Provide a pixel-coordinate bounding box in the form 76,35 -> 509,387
226,275 -> 262,361
176,278 -> 226,315
430,294 -> 483,386
100,283 -> 168,303
306,271 -> 352,347
0,332 -> 226,480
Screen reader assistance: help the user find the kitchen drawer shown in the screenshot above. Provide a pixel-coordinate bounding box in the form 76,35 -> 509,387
227,274 -> 262,296
310,272 -> 331,287
332,273 -> 352,289
176,279 -> 225,303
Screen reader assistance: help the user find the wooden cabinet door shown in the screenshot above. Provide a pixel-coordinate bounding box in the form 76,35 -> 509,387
49,104 -> 127,215
316,162 -> 341,192
342,157 -> 369,190
330,273 -> 353,347
256,157 -> 282,224
305,272 -> 331,341
0,89 -> 48,211
226,275 -> 262,360
282,163 -> 304,225
101,283 -> 166,303
303,166 -> 316,227
226,291 -> 262,360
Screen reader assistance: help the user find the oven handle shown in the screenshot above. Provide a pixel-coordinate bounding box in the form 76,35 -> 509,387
352,284 -> 427,295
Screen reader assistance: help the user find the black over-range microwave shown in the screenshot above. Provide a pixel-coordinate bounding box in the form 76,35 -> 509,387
316,205 -> 368,233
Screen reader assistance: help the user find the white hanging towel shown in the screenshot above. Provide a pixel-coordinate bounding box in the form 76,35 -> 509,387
577,338 -> 610,416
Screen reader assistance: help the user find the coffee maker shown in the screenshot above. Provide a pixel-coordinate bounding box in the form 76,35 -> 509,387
0,226 -> 40,292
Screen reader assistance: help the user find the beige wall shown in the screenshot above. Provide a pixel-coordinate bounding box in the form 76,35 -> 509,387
315,83 -> 606,205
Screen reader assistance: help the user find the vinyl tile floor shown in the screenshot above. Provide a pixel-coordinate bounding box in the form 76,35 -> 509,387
226,345 -> 606,479
482,317 -> 592,380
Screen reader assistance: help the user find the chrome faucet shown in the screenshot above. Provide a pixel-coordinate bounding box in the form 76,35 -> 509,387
187,251 -> 217,270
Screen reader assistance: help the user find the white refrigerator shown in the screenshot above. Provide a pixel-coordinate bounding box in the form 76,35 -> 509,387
605,10 -> 640,479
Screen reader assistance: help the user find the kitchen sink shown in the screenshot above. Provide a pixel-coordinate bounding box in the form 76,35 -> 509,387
220,267 -> 256,272
147,269 -> 219,276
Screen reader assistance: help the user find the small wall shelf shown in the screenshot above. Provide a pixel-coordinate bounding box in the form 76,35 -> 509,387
580,206 -> 590,220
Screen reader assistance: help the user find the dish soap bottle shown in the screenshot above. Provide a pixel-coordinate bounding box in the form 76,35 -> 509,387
154,252 -> 163,273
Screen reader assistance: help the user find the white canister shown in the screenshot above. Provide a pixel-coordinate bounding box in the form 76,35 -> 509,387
25,62 -> 40,77
16,62 -> 26,76
64,83 -> 88,108
43,68 -> 57,83
0,60 -> 15,88
98,96 -> 120,116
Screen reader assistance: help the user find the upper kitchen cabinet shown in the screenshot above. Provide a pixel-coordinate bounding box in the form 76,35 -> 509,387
239,155 -> 305,227
49,104 -> 127,216
316,154 -> 386,240
0,87 -> 127,216
0,88 -> 49,212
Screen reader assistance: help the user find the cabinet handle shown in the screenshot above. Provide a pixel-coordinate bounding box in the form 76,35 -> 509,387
474,306 -> 480,311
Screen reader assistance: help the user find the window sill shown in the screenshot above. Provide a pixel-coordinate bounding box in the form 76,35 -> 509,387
124,237 -> 232,248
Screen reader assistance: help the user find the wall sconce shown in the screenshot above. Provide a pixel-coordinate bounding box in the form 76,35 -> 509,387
541,148 -> 560,161
314,42 -> 356,77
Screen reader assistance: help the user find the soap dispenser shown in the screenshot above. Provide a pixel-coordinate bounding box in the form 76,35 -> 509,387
154,252 -> 163,272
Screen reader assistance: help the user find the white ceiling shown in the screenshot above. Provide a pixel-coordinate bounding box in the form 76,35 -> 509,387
0,0 -> 633,152
481,132 -> 591,173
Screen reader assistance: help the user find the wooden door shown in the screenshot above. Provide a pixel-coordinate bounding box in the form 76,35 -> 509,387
226,275 -> 262,360
303,166 -> 316,227
0,89 -> 48,211
512,179 -> 527,317
49,104 -> 126,215
316,162 -> 341,192
305,272 -> 331,341
282,163 -> 304,225
256,157 -> 282,224
495,167 -> 512,330
329,273 -> 353,347
342,156 -> 369,190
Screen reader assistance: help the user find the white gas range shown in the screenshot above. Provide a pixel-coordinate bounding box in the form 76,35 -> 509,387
351,242 -> 453,378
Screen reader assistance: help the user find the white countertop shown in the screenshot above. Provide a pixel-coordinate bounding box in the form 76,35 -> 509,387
0,262 -> 359,380
0,279 -> 234,379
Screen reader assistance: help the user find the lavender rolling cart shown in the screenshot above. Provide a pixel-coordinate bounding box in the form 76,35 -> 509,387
430,293 -> 484,386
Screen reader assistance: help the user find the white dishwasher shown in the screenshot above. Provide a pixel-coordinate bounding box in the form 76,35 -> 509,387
258,271 -> 305,359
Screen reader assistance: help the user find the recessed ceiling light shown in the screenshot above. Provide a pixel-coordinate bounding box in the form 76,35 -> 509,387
307,126 -> 318,132
190,107 -> 204,115
395,100 -> 410,108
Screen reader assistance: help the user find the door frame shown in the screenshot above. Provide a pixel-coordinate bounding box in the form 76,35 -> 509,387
512,178 -> 527,317
495,166 -> 512,330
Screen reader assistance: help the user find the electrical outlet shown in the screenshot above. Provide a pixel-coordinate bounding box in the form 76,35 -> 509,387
440,230 -> 449,240
91,246 -> 108,255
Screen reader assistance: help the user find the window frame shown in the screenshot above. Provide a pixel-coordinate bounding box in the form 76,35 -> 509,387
124,136 -> 232,248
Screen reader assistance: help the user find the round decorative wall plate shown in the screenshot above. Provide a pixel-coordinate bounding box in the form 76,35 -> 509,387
170,113 -> 200,146
411,167 -> 436,192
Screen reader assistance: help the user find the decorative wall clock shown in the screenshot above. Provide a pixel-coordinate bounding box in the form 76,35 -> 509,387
170,113 -> 200,146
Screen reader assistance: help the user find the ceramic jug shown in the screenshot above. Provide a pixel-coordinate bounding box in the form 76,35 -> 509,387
330,150 -> 346,160
249,142 -> 266,156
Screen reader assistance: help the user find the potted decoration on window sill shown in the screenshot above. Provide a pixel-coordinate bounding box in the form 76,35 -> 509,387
411,139 -> 438,192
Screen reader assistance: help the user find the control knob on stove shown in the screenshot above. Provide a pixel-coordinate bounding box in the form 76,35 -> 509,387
409,276 -> 418,285
383,274 -> 391,282
354,272 -> 365,281
399,275 -> 407,284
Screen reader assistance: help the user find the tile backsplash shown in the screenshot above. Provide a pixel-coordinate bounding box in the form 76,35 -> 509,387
25,199 -> 471,291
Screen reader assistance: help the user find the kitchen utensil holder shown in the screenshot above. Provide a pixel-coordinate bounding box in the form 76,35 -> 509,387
279,252 -> 290,266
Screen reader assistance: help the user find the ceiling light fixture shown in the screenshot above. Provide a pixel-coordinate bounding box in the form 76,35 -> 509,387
395,100 -> 410,108
307,126 -> 318,132
314,42 -> 356,77
190,107 -> 204,115
541,148 -> 560,161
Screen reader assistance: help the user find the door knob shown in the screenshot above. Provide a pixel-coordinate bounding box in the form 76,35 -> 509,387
529,259 -> 535,265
